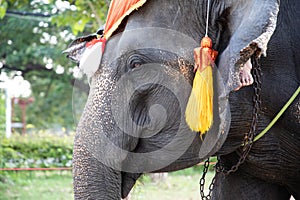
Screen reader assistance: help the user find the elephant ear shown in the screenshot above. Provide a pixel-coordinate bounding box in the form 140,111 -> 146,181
219,0 -> 280,92
63,34 -> 98,63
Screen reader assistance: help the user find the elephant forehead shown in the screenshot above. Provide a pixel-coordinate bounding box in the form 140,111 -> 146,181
103,27 -> 197,63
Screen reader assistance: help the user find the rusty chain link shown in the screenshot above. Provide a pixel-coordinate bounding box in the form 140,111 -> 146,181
200,57 -> 262,199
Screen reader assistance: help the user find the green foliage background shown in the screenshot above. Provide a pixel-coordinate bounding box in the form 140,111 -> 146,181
0,133 -> 74,168
0,0 -> 110,130
0,97 -> 5,130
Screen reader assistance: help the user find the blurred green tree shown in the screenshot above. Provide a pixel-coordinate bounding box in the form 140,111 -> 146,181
0,0 -> 110,130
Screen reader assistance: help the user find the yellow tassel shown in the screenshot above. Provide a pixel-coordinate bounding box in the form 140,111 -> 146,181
185,66 -> 213,135
185,36 -> 217,136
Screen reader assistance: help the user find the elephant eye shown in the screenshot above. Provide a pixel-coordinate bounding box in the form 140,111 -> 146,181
127,54 -> 144,69
133,63 -> 141,68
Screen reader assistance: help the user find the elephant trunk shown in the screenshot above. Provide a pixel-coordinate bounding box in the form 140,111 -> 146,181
72,69 -> 137,199
73,139 -> 122,199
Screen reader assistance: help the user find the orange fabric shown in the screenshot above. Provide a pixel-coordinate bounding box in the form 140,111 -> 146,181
194,37 -> 218,72
84,0 -> 146,53
103,0 -> 147,40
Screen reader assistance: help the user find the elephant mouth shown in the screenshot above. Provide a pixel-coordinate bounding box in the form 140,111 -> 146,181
121,172 -> 141,199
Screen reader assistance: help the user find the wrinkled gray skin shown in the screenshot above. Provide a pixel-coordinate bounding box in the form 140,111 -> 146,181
72,0 -> 300,199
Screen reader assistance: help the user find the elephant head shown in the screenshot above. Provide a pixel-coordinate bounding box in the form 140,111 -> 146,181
69,0 -> 279,199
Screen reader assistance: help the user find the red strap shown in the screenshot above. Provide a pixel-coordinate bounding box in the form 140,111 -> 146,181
86,38 -> 107,52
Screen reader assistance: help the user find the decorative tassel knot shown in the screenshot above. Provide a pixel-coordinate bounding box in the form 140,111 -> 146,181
194,36 -> 218,72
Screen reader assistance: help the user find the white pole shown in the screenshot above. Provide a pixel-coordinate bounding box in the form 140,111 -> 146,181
5,88 -> 12,138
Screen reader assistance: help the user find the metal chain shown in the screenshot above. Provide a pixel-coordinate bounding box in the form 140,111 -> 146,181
200,158 -> 215,200
216,57 -> 262,175
199,57 -> 262,199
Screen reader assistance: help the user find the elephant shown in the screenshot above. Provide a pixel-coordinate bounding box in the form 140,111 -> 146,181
68,0 -> 300,199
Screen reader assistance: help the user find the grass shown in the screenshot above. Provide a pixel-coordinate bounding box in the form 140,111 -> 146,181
130,171 -> 215,200
0,168 -> 215,200
0,171 -> 74,200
